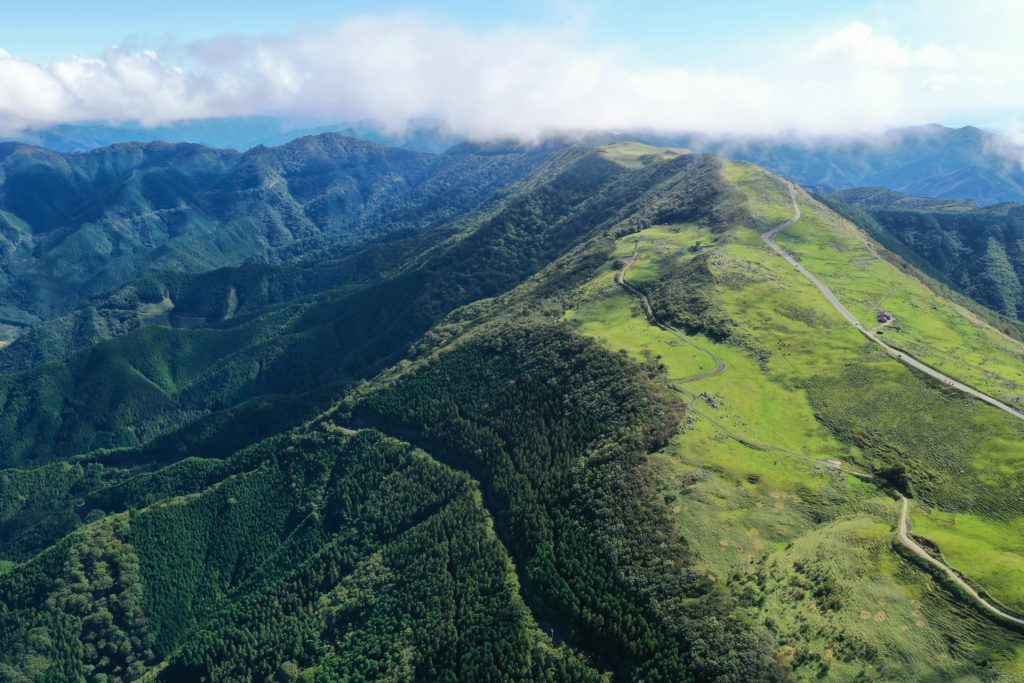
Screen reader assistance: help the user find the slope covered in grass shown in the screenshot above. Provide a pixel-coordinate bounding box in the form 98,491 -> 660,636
560,152 -> 1024,679
830,187 -> 1024,321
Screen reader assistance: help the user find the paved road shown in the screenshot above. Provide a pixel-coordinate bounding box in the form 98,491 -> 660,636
763,183 -> 1024,423
896,495 -> 1024,628
763,185 -> 1024,628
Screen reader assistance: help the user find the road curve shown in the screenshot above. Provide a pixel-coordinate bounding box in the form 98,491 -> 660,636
763,183 -> 1024,423
616,244 -> 726,384
896,495 -> 1024,628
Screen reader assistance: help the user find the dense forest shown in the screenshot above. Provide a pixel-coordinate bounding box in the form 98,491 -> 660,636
0,135 -> 560,324
353,322 -> 777,680
0,430 -> 604,681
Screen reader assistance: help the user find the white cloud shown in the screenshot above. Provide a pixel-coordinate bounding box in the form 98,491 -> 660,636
1,7 -> 1023,140
810,21 -> 953,69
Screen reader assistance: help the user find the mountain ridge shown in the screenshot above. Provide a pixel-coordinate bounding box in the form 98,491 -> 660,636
0,132 -> 565,328
2,139 -> 1024,680
652,124 -> 1024,205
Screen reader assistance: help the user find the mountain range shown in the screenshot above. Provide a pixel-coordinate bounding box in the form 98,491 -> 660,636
0,134 -> 557,329
0,134 -> 1023,681
2,117 -> 461,154
7,120 -> 1024,206
653,123 -> 1024,205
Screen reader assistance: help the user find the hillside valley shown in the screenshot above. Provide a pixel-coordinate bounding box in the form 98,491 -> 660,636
825,187 -> 1024,324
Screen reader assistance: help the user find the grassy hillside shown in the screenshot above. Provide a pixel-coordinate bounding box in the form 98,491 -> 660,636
829,186 -> 1024,323
558,153 -> 1024,679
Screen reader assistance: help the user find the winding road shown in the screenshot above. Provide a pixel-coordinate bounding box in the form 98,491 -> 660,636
763,183 -> 1024,627
764,183 -> 1024,423
896,495 -> 1024,628
618,192 -> 1024,630
616,244 -> 727,388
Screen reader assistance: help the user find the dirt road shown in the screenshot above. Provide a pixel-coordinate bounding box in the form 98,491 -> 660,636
622,202 -> 1024,629
616,244 -> 726,385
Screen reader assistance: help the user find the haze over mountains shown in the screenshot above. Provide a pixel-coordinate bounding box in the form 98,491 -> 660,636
7,119 -> 1024,206
667,123 -> 1024,205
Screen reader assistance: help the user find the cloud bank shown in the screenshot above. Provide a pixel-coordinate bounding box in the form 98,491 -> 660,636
2,3 -> 1024,140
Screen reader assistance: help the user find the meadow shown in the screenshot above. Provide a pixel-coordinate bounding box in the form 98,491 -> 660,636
777,189 -> 1024,407
563,156 -> 1024,678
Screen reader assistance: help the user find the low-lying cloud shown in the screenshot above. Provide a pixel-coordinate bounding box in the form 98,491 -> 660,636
3,3 -> 1024,140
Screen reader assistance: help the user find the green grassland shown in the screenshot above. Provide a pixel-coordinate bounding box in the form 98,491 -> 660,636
722,161 -> 796,227
598,141 -> 689,169
776,188 -> 1024,407
563,153 -> 1024,679
741,173 -> 1024,619
911,505 -> 1024,613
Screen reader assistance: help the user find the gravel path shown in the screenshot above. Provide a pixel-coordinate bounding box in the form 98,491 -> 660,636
619,200 -> 1024,630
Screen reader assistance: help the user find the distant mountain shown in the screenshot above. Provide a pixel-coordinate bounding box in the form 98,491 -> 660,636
11,120 -> 1024,205
3,116 -> 462,153
827,186 -> 1024,319
0,134 -> 559,327
644,124 -> 1024,205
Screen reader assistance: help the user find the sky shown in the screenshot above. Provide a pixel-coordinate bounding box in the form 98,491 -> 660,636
1,0 -> 1023,140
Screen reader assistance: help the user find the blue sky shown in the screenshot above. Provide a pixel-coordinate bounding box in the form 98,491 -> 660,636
2,1 -> 877,66
1,1 -> 1022,138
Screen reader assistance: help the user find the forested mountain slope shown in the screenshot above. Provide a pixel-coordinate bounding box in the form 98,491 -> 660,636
2,140 -> 1024,681
0,141 -> 783,682
0,134 -> 559,325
